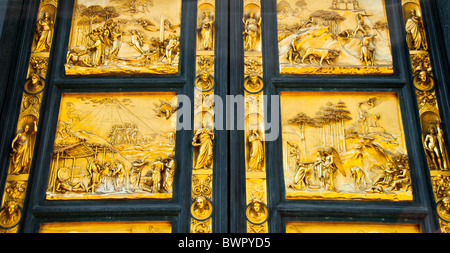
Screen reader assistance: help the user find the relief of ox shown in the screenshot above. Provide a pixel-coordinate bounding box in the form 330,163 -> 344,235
301,47 -> 341,66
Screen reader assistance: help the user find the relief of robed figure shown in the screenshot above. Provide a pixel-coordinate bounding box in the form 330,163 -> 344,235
33,12 -> 54,52
10,120 -> 37,175
192,122 -> 214,170
248,129 -> 264,171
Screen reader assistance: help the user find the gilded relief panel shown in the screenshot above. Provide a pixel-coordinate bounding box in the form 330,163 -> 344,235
277,0 -> 393,75
65,0 -> 182,76
281,92 -> 412,201
46,92 -> 177,200
286,221 -> 420,233
40,221 -> 172,233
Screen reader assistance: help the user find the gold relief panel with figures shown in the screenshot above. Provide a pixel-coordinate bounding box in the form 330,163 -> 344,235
277,0 -> 393,75
65,0 -> 182,76
46,92 -> 178,200
281,92 -> 412,201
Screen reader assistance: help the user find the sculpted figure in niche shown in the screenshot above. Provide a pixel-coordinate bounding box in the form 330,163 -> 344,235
405,9 -> 427,51
192,122 -> 214,169
424,126 -> 445,170
33,12 -> 53,52
248,129 -> 264,171
199,11 -> 214,50
10,121 -> 37,175
243,12 -> 261,51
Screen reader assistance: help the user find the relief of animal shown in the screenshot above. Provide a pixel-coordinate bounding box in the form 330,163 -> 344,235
301,48 -> 340,66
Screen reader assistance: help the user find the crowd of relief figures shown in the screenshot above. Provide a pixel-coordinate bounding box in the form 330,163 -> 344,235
65,0 -> 182,75
277,0 -> 393,74
46,93 -> 178,200
281,92 -> 412,201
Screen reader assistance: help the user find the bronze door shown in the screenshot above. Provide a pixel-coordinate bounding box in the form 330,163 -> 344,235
0,0 -> 230,233
229,0 -> 448,233
0,0 -> 449,233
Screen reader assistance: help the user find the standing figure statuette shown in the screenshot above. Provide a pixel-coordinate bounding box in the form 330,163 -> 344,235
243,12 -> 261,51
248,129 -> 264,171
33,12 -> 53,52
405,9 -> 427,51
10,121 -> 37,175
199,11 -> 214,50
192,122 -> 214,169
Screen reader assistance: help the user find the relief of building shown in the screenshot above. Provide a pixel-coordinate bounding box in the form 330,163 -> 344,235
46,92 -> 177,200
